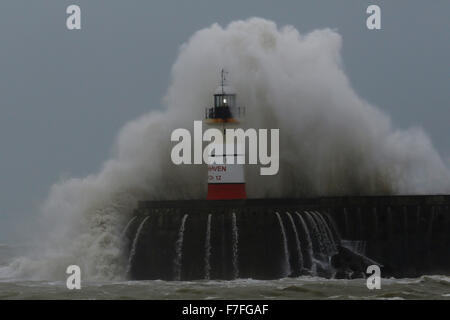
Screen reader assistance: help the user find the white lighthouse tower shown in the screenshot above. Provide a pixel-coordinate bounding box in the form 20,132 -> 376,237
204,70 -> 246,200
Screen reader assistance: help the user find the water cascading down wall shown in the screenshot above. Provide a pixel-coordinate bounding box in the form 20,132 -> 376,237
123,196 -> 450,280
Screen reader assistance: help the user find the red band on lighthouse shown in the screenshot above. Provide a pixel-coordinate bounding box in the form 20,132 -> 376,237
206,151 -> 246,200
207,183 -> 246,200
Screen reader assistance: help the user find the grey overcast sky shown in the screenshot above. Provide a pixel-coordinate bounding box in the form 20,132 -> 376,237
0,0 -> 449,243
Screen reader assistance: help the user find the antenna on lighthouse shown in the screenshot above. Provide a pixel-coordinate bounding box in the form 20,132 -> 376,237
220,68 -> 228,95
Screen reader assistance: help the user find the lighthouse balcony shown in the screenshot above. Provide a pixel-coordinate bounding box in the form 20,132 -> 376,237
205,106 -> 245,122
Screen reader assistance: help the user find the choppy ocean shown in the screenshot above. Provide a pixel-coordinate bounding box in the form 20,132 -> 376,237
1,277 -> 450,300
1,244 -> 449,300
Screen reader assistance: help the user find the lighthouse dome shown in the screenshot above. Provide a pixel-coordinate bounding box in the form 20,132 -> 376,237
214,85 -> 236,95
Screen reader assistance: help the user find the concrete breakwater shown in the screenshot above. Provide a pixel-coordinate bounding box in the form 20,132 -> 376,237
124,196 -> 450,280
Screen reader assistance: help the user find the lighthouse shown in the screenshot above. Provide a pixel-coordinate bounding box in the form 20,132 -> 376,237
204,70 -> 246,200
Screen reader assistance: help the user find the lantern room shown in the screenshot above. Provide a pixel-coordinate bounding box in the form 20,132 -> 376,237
205,70 -> 245,123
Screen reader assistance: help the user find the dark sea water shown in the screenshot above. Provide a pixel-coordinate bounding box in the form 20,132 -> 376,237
0,276 -> 449,300
1,244 -> 449,300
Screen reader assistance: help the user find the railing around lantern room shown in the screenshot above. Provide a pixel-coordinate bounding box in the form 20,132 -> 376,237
205,106 -> 245,121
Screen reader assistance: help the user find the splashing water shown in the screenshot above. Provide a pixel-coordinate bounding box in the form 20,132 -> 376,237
275,212 -> 291,277
313,211 -> 336,255
204,214 -> 212,280
295,211 -> 314,271
231,213 -> 239,279
286,212 -> 303,273
121,216 -> 137,239
173,214 -> 188,281
126,216 -> 149,276
4,17 -> 450,281
304,211 -> 325,256
310,212 -> 330,253
323,212 -> 341,244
